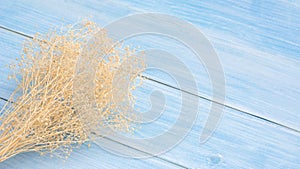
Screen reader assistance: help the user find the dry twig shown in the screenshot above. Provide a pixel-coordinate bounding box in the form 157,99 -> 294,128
0,20 -> 144,162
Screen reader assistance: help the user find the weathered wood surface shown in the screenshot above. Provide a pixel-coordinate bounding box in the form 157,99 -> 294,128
1,30 -> 300,168
0,0 -> 299,130
0,0 -> 299,168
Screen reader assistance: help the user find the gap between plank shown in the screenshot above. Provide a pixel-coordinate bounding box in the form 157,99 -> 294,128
94,133 -> 188,169
0,26 -> 189,168
0,25 -> 299,135
0,96 -> 187,168
142,76 -> 300,134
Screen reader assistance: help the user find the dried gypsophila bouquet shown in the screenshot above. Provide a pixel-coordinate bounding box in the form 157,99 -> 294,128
0,20 -> 145,162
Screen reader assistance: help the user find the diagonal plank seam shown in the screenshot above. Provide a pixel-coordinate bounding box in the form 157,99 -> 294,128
0,25 -> 189,168
0,95 -> 187,168
142,76 -> 300,134
0,25 -> 299,134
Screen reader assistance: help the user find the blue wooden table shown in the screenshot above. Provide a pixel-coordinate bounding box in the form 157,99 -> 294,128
0,0 -> 299,168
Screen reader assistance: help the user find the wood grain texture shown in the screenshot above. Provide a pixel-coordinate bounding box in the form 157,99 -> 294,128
0,0 -> 299,131
0,101 -> 179,169
0,30 -> 183,168
1,29 -> 300,168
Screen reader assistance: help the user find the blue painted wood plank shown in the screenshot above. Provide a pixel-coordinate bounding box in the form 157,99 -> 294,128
0,30 -> 182,168
0,30 -> 300,168
0,30 -> 22,99
0,103 -> 180,169
0,0 -> 299,131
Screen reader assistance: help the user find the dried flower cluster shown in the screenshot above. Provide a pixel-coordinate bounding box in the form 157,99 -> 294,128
0,20 -> 144,162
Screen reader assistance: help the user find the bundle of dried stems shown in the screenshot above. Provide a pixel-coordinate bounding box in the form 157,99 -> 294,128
0,20 -> 144,162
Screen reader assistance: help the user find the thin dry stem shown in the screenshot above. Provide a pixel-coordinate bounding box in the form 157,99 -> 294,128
0,20 -> 144,162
